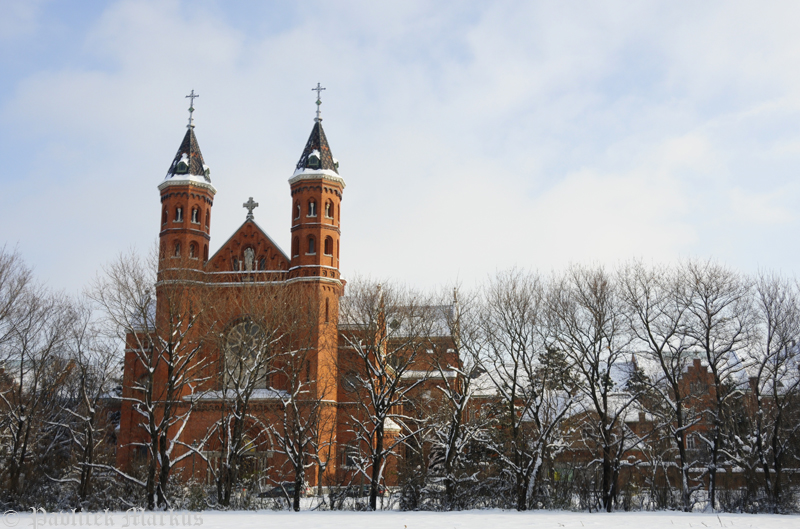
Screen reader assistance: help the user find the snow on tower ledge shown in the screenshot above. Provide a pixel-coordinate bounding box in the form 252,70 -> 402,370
289,121 -> 346,188
158,127 -> 217,194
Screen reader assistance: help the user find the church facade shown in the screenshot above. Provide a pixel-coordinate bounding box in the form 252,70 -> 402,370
116,96 -> 364,491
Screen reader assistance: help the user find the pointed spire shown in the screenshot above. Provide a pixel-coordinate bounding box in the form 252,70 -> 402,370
294,121 -> 338,175
165,127 -> 211,182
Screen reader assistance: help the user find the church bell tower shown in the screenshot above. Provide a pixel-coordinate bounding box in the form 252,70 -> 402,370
288,85 -> 345,280
157,90 -> 216,271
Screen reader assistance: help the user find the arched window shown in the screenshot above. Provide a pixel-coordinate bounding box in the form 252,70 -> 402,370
173,241 -> 181,257
259,258 -> 266,270
292,237 -> 299,257
308,200 -> 317,217
307,237 -> 316,255
324,236 -> 333,256
162,208 -> 168,224
205,210 -> 210,229
325,201 -> 332,218
189,242 -> 198,259
294,202 -> 300,220
336,240 -> 339,259
191,207 -> 199,224
325,298 -> 329,323
160,242 -> 166,260
175,207 -> 183,222
203,244 -> 208,262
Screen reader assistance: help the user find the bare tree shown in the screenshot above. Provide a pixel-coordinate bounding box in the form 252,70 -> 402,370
547,265 -> 641,512
269,317 -> 329,512
479,269 -> 574,511
421,286 -> 489,510
679,260 -> 754,511
200,286 -> 295,508
90,249 -> 209,510
338,280 -> 436,511
0,247 -> 32,350
619,261 -> 702,511
749,272 -> 800,512
57,298 -> 121,509
0,255 -> 75,504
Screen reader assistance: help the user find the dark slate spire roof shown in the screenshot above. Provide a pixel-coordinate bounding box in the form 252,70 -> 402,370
165,127 -> 211,182
294,121 -> 338,174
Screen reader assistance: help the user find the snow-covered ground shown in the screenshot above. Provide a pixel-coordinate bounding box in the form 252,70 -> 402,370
5,509 -> 799,529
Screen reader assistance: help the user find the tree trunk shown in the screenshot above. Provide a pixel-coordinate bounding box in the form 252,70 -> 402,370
369,424 -> 384,511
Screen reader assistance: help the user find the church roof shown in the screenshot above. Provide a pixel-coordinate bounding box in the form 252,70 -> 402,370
292,121 -> 339,179
164,127 -> 212,183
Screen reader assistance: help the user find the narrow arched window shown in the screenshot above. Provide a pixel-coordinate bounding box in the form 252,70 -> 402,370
292,237 -> 299,257
173,241 -> 181,257
203,244 -> 208,262
175,207 -> 183,222
162,208 -> 168,225
325,201 -> 332,218
308,200 -> 317,217
191,207 -> 199,224
294,202 -> 301,220
189,242 -> 198,259
205,210 -> 210,229
325,298 -> 329,323
324,236 -> 332,256
259,258 -> 266,270
336,240 -> 339,259
307,237 -> 316,255
160,242 -> 166,260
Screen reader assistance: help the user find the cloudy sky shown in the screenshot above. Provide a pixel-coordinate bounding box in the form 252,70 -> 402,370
2,0 -> 800,293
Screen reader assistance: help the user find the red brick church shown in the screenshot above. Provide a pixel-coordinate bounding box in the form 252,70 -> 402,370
116,89 -> 378,493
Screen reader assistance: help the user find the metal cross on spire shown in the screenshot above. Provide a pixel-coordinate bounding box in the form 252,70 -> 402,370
186,89 -> 200,128
312,83 -> 326,122
243,197 -> 259,220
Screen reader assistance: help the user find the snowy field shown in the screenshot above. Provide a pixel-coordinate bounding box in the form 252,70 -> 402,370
5,509 -> 800,529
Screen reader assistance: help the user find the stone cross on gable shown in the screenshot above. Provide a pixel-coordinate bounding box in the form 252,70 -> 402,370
186,89 -> 200,128
312,83 -> 325,122
243,197 -> 258,220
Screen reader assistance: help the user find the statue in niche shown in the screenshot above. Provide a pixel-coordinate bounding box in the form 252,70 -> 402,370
244,247 -> 255,272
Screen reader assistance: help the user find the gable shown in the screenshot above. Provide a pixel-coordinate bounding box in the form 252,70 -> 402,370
206,220 -> 290,273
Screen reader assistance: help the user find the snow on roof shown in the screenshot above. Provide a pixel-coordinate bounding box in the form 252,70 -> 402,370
383,417 -> 401,432
189,388 -> 289,401
401,369 -> 457,379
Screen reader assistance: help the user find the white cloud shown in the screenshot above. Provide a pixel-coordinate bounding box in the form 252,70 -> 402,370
3,1 -> 800,292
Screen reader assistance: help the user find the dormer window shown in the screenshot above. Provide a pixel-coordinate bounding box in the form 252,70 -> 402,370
175,154 -> 190,174
191,207 -> 199,224
333,158 -> 339,171
308,152 -> 320,169
175,207 -> 183,222
308,200 -> 317,217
